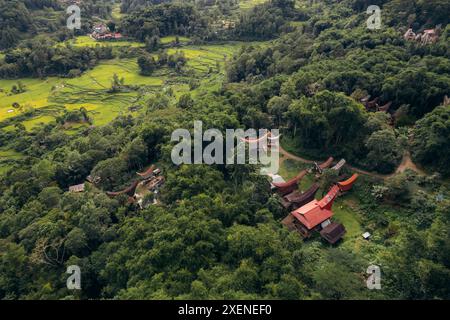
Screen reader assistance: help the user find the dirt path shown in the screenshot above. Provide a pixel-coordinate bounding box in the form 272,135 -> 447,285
395,151 -> 425,175
278,145 -> 423,180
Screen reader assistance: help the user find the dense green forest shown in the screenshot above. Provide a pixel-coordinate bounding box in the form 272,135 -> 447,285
0,0 -> 449,300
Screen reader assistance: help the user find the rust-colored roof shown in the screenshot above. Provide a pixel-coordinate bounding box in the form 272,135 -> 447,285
241,131 -> 270,143
107,180 -> 140,198
319,157 -> 334,170
284,183 -> 319,207
337,174 -> 359,192
272,170 -> 307,189
291,185 -> 340,230
292,203 -> 333,230
137,165 -> 155,178
378,101 -> 392,112
318,185 -> 340,210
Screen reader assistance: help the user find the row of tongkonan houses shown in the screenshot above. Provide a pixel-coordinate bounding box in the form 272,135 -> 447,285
271,157 -> 358,244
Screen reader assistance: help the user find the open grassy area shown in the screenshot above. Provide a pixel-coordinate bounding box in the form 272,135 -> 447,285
0,42 -> 248,131
278,158 -> 315,191
65,36 -> 143,48
0,149 -> 23,159
239,0 -> 268,10
160,36 -> 191,44
0,78 -> 61,122
111,3 -> 124,21
22,115 -> 57,131
333,198 -> 363,241
0,148 -> 24,175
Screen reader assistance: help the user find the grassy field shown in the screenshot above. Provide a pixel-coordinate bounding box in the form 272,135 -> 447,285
239,0 -> 268,9
0,41 -> 247,129
0,148 -> 24,175
64,36 -> 143,48
111,3 -> 124,21
160,36 -> 191,44
0,149 -> 23,159
0,78 -> 61,122
333,198 -> 363,241
0,39 -> 261,173
278,158 -> 315,191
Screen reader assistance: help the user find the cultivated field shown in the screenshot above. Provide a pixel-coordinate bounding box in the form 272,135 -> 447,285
0,39 -> 249,130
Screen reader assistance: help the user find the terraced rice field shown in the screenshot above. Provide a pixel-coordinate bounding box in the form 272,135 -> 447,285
0,148 -> 24,174
0,40 -> 250,130
160,36 -> 191,44
239,0 -> 268,9
64,36 -> 143,48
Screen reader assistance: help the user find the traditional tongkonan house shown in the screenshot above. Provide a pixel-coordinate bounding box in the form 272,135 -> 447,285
91,24 -> 123,41
69,183 -> 85,193
314,156 -> 334,174
403,28 -> 416,41
421,29 -> 439,45
365,97 -> 380,111
86,175 -> 101,184
280,183 -> 319,211
282,185 -> 340,238
331,159 -> 346,172
337,173 -> 359,192
106,180 -> 140,198
282,174 -> 359,244
267,133 -> 280,149
145,175 -> 165,192
271,170 -> 307,196
136,165 -> 156,180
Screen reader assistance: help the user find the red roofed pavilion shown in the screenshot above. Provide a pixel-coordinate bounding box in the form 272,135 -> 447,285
281,174 -> 358,243
291,185 -> 340,230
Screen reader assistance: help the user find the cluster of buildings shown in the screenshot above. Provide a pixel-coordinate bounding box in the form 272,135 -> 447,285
58,0 -> 82,5
69,165 -> 165,209
271,156 -> 358,244
279,174 -> 358,244
91,24 -> 123,41
403,27 -> 440,45
360,95 -> 393,113
241,132 -> 359,244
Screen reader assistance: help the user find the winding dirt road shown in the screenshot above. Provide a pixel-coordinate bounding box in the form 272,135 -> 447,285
278,145 -> 423,180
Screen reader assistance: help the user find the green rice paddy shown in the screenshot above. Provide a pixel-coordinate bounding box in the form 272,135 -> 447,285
0,36 -> 267,173
160,36 -> 191,44
64,36 -> 143,48
0,40 -> 245,127
239,0 -> 268,10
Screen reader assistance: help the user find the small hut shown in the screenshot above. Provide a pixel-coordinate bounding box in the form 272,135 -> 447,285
320,222 -> 346,244
403,28 -> 416,41
69,183 -> 85,193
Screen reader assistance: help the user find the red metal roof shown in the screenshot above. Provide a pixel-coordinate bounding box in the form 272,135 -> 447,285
292,201 -> 333,230
318,185 -> 340,210
337,173 -> 359,192
291,185 -> 340,230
